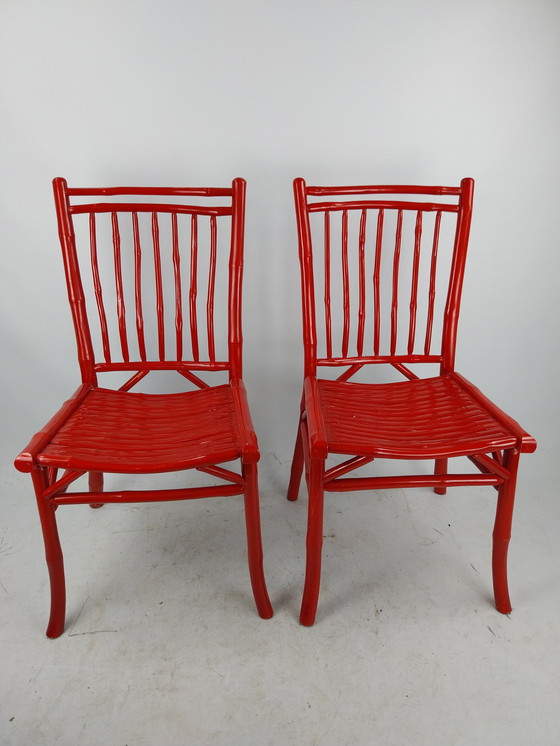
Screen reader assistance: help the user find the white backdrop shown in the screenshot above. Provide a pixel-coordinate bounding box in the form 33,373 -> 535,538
2,0 -> 559,479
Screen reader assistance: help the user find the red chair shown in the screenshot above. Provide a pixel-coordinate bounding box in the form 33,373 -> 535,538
15,177 -> 273,637
288,177 -> 536,626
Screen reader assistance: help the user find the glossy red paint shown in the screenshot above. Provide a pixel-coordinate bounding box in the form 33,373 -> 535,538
288,177 -> 536,626
15,178 -> 273,637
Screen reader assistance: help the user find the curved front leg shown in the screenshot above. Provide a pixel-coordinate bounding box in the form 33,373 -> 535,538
32,467 -> 66,638
492,448 -> 520,614
299,457 -> 326,627
243,461 -> 273,619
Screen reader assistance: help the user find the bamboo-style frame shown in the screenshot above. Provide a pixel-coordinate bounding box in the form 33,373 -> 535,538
288,177 -> 536,626
15,178 -> 273,637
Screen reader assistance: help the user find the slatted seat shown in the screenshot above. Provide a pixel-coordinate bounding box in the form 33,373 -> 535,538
288,177 -> 536,626
317,374 -> 517,459
15,177 -> 272,637
38,386 -> 245,473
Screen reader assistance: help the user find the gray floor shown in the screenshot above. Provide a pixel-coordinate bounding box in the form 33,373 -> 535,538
2,445 -> 558,746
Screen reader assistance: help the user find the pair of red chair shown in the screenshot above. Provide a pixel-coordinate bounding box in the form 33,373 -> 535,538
15,177 -> 535,636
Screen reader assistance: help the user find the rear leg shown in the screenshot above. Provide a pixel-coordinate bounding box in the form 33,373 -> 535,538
434,458 -> 448,495
287,417 -> 304,502
89,470 -> 104,509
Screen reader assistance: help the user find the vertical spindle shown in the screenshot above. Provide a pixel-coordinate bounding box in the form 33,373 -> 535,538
424,211 -> 442,355
341,209 -> 350,358
112,211 -> 129,363
171,212 -> 183,361
151,212 -> 165,361
132,212 -> 147,362
90,213 -> 111,363
407,211 -> 423,355
373,209 -> 384,356
324,212 -> 332,359
390,209 -> 403,356
357,209 -> 367,356
190,214 -> 199,361
207,215 -> 217,362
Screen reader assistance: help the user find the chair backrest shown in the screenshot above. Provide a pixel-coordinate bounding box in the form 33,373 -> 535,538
293,178 -> 474,379
53,178 -> 246,388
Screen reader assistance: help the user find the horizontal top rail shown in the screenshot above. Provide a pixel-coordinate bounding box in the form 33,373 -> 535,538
307,199 -> 459,213
305,184 -> 462,196
69,203 -> 232,216
67,186 -> 233,197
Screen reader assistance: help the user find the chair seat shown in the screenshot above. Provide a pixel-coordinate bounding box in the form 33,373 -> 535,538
317,374 -> 518,459
38,385 -> 244,473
